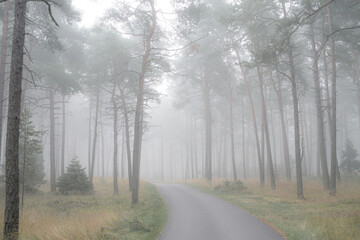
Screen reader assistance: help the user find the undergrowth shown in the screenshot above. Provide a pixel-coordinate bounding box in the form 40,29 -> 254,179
0,178 -> 167,240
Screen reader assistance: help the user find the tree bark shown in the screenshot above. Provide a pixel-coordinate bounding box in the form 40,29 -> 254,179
49,90 -> 56,192
309,23 -> 330,189
202,72 -> 212,182
112,80 -> 119,195
270,73 -> 291,180
121,125 -> 125,179
241,99 -> 246,180
327,4 -> 337,196
234,47 -> 264,186
119,86 -> 132,190
88,92 -> 92,175
89,86 -> 99,183
226,58 -> 237,181
257,65 -> 276,189
61,96 -> 66,176
0,0 -> 10,165
288,46 -> 304,200
3,1 -> 27,238
131,0 -> 157,204
281,2 -> 304,199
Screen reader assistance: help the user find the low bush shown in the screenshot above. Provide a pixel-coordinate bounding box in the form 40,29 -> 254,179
214,180 -> 247,193
57,157 -> 93,195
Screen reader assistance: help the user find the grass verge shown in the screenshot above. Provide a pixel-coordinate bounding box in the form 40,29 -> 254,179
186,177 -> 360,240
0,178 -> 167,240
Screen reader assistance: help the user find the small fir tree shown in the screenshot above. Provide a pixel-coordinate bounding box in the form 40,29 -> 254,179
19,107 -> 46,193
57,157 -> 93,195
340,139 -> 360,174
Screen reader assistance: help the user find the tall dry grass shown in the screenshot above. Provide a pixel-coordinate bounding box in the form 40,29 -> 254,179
0,178 -> 147,240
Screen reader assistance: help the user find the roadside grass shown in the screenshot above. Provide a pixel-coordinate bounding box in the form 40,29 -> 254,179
0,178 -> 167,240
186,176 -> 360,240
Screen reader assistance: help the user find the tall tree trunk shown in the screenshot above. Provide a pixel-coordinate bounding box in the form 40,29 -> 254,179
241,99 -> 246,181
88,92 -> 92,175
119,87 -> 132,190
170,137 -> 174,180
309,23 -> 330,188
193,118 -> 198,178
3,0 -> 27,238
202,72 -> 212,182
0,0 -> 10,165
226,58 -> 237,181
327,4 -> 337,196
61,96 -> 66,176
288,46 -> 304,199
112,81 -> 119,195
222,122 -> 227,178
257,65 -> 276,189
89,87 -> 99,183
100,113 -> 105,178
270,73 -> 291,180
282,2 -> 304,199
234,47 -> 264,186
131,0 -> 156,204
161,137 -> 164,181
121,125 -> 125,178
49,90 -> 56,192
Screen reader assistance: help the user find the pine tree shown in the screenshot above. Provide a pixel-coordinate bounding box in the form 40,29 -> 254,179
340,139 -> 360,174
57,157 -> 93,195
19,107 -> 45,194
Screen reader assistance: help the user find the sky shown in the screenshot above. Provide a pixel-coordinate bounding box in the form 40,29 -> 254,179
72,0 -> 115,28
71,0 -> 175,28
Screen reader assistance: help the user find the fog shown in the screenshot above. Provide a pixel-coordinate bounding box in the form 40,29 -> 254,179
1,0 -> 360,239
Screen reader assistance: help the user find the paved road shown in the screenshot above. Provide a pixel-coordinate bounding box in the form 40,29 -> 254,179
156,184 -> 284,240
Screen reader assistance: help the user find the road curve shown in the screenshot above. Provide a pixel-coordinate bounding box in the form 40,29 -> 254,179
156,184 -> 284,240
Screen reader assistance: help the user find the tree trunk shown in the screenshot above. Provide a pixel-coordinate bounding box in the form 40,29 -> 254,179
49,90 -> 56,192
309,23 -> 330,189
121,125 -> 125,178
241,99 -> 246,181
327,4 -> 337,196
203,72 -> 212,182
89,86 -> 99,183
112,80 -> 119,195
226,58 -> 237,181
0,0 -> 10,165
88,92 -> 92,175
161,137 -> 164,181
193,118 -> 198,178
288,45 -> 304,200
257,65 -> 276,189
234,47 -> 264,186
61,96 -> 66,175
119,87 -> 132,190
281,2 -> 303,199
3,1 -> 27,238
222,122 -> 227,178
131,0 -> 157,204
100,113 -> 105,178
270,73 -> 291,180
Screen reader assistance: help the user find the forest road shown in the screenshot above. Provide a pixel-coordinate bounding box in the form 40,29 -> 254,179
156,184 -> 284,240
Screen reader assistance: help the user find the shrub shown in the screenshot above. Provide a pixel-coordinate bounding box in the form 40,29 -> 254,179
57,157 -> 93,195
214,180 -> 247,193
19,107 -> 46,193
340,139 -> 360,174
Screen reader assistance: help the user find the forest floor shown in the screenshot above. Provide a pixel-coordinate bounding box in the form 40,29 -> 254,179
0,178 -> 167,240
186,176 -> 360,240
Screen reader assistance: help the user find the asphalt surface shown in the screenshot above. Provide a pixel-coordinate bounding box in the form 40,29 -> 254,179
156,184 -> 284,240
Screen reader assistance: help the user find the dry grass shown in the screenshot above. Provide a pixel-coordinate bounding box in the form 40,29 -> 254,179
187,176 -> 360,240
0,178 -> 167,240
